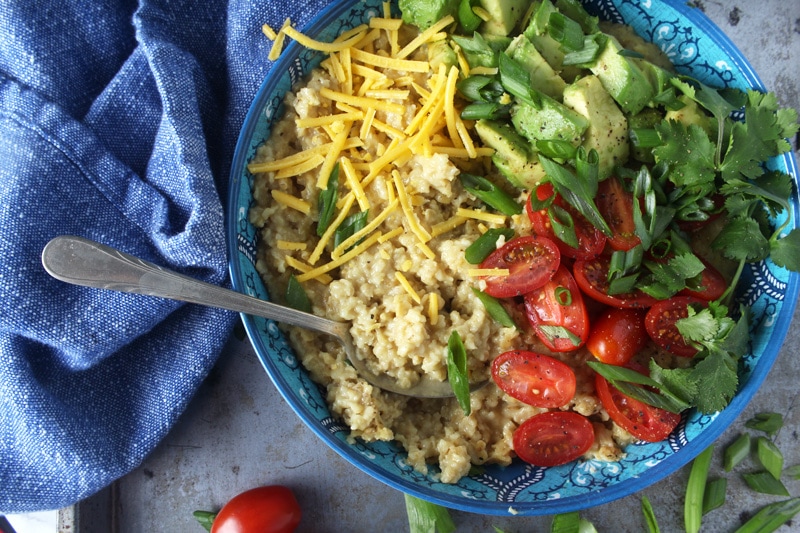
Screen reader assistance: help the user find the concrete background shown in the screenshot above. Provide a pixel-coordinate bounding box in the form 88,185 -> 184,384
71,1 -> 800,532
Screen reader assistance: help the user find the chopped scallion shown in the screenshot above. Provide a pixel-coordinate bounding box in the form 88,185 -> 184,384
630,127 -> 662,148
733,497 -> 800,533
685,445 -> 714,533
446,330 -> 471,415
461,102 -> 510,121
756,436 -> 784,480
333,209 -> 369,251
723,433 -> 751,472
702,478 -> 727,515
404,493 -> 456,533
472,288 -> 518,329
498,53 -> 540,107
641,495 -> 660,533
745,412 -> 783,437
285,274 -> 312,313
457,0 -> 482,33
550,511 -> 580,533
460,173 -> 522,216
316,162 -> 340,236
547,12 -> 585,51
464,227 -> 515,264
742,471 -> 790,496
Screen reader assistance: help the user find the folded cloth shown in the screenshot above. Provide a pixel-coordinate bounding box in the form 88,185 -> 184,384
0,0 -> 328,513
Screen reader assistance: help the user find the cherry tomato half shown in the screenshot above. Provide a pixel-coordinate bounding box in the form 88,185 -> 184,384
595,176 -> 641,251
479,235 -> 560,298
645,296 -> 705,357
594,373 -> 681,442
212,486 -> 301,533
586,307 -> 648,365
680,259 -> 727,301
513,411 -> 595,467
524,266 -> 589,351
491,350 -> 577,408
573,256 -> 657,308
526,187 -> 606,260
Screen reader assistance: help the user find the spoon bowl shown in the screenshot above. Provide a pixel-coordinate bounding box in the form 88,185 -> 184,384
40,235 -> 481,398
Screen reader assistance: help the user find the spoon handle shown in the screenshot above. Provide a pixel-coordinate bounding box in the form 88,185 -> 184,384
41,235 -> 344,337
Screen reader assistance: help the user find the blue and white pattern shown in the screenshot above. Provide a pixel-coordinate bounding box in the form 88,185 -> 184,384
227,0 -> 800,516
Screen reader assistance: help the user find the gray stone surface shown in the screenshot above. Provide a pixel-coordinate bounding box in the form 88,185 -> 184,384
76,2 -> 800,531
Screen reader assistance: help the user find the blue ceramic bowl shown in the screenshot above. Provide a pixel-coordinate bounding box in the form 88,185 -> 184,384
228,0 -> 800,516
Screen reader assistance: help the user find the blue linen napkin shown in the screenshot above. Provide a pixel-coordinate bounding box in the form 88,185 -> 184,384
0,0 -> 328,513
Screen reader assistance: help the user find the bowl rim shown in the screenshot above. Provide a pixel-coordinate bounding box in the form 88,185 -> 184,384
227,0 -> 800,515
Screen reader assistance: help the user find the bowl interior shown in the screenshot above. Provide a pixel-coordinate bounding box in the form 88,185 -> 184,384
228,0 -> 800,515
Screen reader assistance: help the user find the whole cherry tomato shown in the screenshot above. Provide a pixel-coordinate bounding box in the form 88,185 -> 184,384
209,485 -> 301,533
586,307 -> 648,366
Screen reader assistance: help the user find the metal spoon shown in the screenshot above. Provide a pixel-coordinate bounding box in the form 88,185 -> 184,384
41,235 -> 483,398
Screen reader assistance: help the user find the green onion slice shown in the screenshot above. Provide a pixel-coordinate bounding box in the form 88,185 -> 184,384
702,478 -> 727,516
756,436 -> 784,480
733,497 -> 800,533
460,173 -> 522,216
317,162 -> 340,236
745,412 -> 783,437
465,227 -> 514,264
285,275 -> 312,313
723,433 -> 751,472
685,445 -> 714,533
457,0 -> 482,32
742,471 -> 790,496
641,496 -> 660,533
404,493 -> 456,533
446,330 -> 471,415
333,209 -> 369,251
472,288 -> 518,329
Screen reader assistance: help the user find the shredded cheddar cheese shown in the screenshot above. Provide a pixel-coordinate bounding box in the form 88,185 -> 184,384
468,268 -> 510,277
271,190 -> 310,214
395,271 -> 421,304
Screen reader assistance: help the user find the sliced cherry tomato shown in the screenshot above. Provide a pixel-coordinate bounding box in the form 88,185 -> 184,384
573,256 -> 657,308
526,188 -> 606,260
680,260 -> 727,301
210,486 -> 301,533
513,411 -> 595,467
479,235 -> 560,298
524,266 -> 589,351
645,296 -> 705,357
586,307 -> 648,365
594,373 -> 681,442
491,349 -> 577,407
596,176 -> 641,251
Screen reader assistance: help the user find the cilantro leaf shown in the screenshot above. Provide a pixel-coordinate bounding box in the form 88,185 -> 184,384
653,120 -> 717,189
770,228 -> 800,271
712,218 -> 770,263
691,350 -> 739,413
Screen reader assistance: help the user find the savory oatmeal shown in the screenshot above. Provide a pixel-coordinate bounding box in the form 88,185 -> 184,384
247,12 -> 672,482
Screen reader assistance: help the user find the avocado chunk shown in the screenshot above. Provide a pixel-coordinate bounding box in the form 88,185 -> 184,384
665,94 -> 714,135
505,34 -> 566,100
522,0 -> 583,82
427,39 -> 458,70
399,0 -> 458,30
511,93 -> 588,146
474,119 -> 546,189
478,0 -> 528,36
562,75 -> 629,178
589,33 -> 655,115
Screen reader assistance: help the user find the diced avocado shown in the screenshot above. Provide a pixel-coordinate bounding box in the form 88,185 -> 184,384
427,39 -> 457,71
665,95 -> 714,135
505,35 -> 566,100
474,119 -> 546,189
589,33 -> 655,115
599,21 -> 673,70
562,75 -> 629,178
399,0 -> 458,30
478,0 -> 528,36
511,93 -> 588,146
627,107 -> 662,163
522,0 -> 583,82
